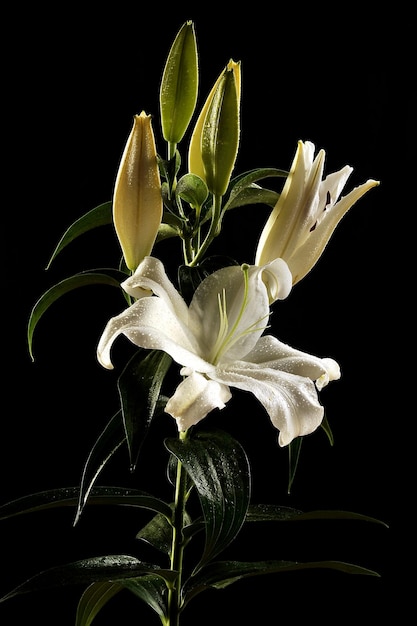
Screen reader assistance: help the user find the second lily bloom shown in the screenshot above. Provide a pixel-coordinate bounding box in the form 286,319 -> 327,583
255,140 -> 379,284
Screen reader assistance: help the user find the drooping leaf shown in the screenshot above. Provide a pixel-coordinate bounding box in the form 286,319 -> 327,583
46,201 -> 113,269
287,436 -> 303,494
122,575 -> 169,622
27,270 -> 126,360
0,555 -> 177,604
223,184 -> 279,210
74,411 -> 126,524
117,349 -> 172,471
182,558 -> 380,606
0,486 -> 172,522
245,504 -> 388,527
75,581 -> 123,626
165,430 -> 251,572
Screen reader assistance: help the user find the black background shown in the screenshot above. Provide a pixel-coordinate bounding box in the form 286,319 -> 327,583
2,4 -> 411,624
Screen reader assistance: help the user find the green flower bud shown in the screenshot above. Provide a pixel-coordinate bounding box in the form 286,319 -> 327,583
160,20 -> 199,147
188,60 -> 241,197
113,112 -> 163,272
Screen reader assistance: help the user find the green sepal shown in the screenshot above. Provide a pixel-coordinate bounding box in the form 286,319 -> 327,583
182,558 -> 381,606
160,20 -> 198,145
178,255 -> 239,304
0,555 -> 177,604
27,269 -> 126,360
46,201 -> 113,269
223,167 -> 288,211
0,486 -> 173,523
117,349 -> 172,471
75,582 -> 123,626
165,429 -> 251,572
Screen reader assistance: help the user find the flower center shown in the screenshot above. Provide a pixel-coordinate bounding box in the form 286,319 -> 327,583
209,264 -> 268,365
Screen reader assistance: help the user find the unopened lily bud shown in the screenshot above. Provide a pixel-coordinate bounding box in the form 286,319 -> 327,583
160,20 -> 198,147
188,60 -> 241,197
113,111 -> 163,272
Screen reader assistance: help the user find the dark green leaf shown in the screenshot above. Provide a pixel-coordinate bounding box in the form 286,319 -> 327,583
27,270 -> 126,360
178,255 -> 239,304
223,184 -> 279,210
136,506 -> 194,557
0,555 -> 177,603
176,173 -> 208,207
183,558 -> 380,605
287,436 -> 303,494
0,486 -> 172,522
46,202 -> 113,269
246,504 -> 304,522
321,413 -> 334,445
165,430 -> 251,572
245,504 -> 387,527
74,412 -> 126,524
122,575 -> 169,621
75,582 -> 123,626
223,167 -> 287,211
117,350 -> 172,471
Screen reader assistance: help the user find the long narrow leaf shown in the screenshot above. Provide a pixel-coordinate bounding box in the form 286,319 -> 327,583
183,559 -> 380,606
0,486 -> 172,522
0,555 -> 177,603
223,167 -> 287,211
27,270 -> 126,360
74,412 -> 126,524
75,581 -> 123,626
245,504 -> 387,526
165,430 -> 251,572
118,350 -> 172,471
46,201 -> 113,269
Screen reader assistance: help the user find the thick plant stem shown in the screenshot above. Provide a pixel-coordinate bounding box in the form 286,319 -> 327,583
167,430 -> 188,625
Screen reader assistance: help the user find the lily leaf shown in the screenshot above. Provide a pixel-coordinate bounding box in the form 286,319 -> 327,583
176,173 -> 208,208
178,255 -> 239,304
27,269 -> 126,360
0,486 -> 173,522
165,429 -> 251,572
182,558 -> 380,606
223,184 -> 279,210
46,201 -> 113,269
287,436 -> 303,494
223,167 -> 287,211
117,349 -> 172,471
122,574 -> 169,622
74,411 -> 126,524
245,504 -> 388,527
75,581 -> 123,626
0,555 -> 177,604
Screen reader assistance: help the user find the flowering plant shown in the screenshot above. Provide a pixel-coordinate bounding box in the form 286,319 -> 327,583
1,20 -> 385,625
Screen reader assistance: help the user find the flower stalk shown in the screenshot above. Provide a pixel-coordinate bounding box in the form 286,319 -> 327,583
167,431 -> 189,626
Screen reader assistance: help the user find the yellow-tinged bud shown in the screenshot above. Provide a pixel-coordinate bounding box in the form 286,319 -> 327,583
160,20 -> 198,146
113,111 -> 163,272
188,60 -> 241,196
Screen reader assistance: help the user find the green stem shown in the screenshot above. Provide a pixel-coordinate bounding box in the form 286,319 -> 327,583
167,430 -> 188,625
189,194 -> 222,266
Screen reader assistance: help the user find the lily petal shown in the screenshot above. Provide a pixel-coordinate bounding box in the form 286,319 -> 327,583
213,361 -> 325,446
165,371 -> 232,431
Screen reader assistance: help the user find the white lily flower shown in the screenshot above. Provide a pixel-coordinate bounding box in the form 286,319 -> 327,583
97,256 -> 340,446
255,140 -> 380,284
